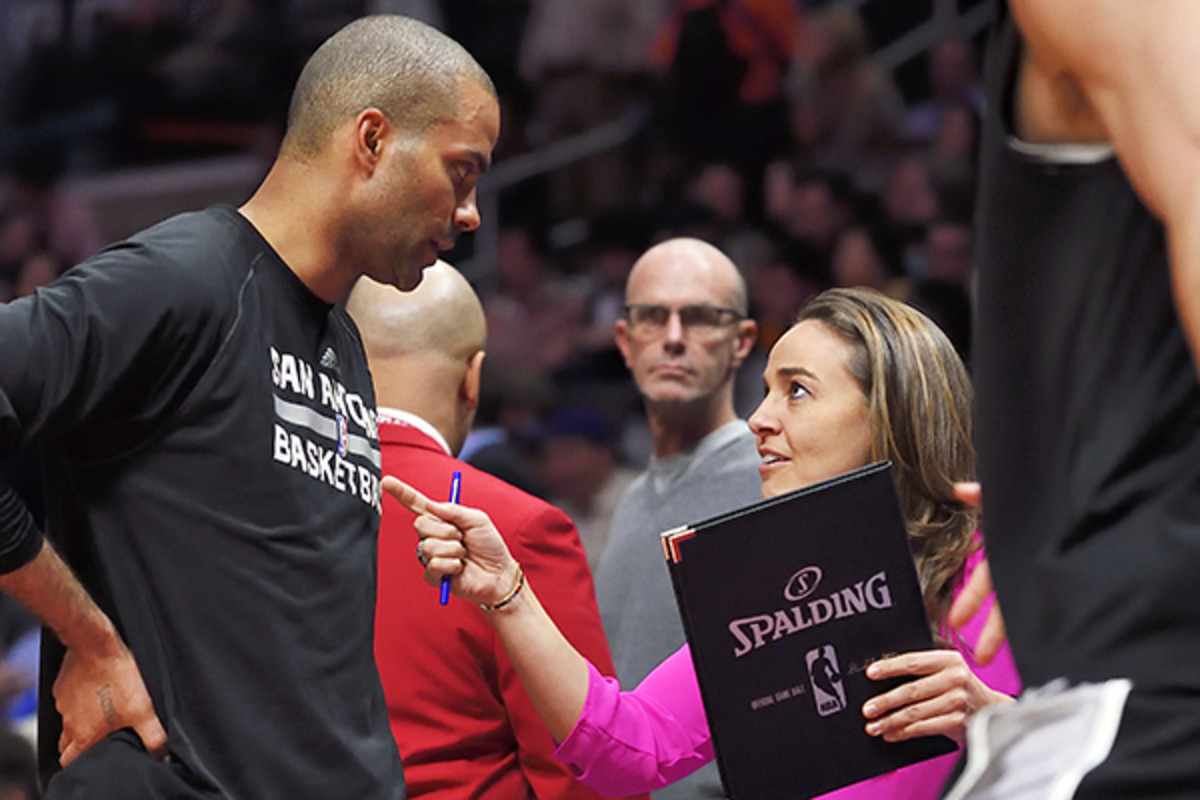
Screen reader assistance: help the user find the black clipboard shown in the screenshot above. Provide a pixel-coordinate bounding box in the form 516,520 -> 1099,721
663,461 -> 956,799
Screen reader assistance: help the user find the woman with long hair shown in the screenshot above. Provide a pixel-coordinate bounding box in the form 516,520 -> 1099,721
389,287 -> 1019,798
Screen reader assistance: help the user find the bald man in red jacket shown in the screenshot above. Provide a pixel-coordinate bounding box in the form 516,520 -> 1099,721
348,264 -> 643,800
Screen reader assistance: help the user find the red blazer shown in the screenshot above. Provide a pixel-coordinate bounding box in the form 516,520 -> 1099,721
374,418 -> 644,800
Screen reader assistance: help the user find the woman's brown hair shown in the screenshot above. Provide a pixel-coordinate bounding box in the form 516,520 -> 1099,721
797,287 -> 977,628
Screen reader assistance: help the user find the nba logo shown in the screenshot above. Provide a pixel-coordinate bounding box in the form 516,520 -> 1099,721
805,645 -> 847,717
336,413 -> 348,457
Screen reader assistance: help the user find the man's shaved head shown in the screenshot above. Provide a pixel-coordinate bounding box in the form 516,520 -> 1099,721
283,14 -> 496,158
348,261 -> 486,364
347,262 -> 487,454
626,237 -> 749,315
616,237 -> 757,456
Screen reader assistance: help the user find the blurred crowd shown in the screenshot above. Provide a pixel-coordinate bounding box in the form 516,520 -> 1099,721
0,3 -> 988,792
442,0 -> 986,544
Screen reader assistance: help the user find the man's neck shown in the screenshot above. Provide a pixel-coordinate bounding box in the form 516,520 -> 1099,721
377,407 -> 455,456
239,161 -> 350,303
647,402 -> 738,460
376,393 -> 463,457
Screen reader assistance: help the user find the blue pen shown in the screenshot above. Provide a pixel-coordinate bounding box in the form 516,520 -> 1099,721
441,471 -> 461,605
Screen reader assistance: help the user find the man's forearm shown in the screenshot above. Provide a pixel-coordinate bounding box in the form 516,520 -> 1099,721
0,538 -> 121,655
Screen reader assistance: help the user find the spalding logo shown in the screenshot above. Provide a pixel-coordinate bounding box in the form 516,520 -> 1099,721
784,566 -> 823,602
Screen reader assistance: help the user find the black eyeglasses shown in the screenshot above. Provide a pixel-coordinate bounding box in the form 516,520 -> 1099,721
622,304 -> 744,336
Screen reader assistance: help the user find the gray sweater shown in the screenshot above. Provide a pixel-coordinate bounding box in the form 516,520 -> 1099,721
595,420 -> 762,799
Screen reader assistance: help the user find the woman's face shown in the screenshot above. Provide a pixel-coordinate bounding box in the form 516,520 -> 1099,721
749,319 -> 874,498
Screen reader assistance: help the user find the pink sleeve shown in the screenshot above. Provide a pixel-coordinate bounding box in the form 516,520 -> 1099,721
554,646 -> 715,796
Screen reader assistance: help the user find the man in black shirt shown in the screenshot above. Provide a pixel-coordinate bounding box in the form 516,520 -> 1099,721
0,14 -> 499,799
948,2 -> 1200,797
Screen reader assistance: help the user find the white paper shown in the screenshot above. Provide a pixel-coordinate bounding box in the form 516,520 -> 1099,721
944,678 -> 1131,800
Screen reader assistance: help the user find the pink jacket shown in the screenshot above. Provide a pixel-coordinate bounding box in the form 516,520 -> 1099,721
555,549 -> 1021,798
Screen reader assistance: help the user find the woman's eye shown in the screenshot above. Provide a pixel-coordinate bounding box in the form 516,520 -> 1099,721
788,381 -> 811,400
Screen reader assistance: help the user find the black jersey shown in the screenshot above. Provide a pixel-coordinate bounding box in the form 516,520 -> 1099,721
974,5 -> 1200,690
0,206 -> 403,798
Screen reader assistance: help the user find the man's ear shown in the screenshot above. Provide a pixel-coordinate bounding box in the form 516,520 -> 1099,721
614,318 -> 634,369
731,318 -> 758,368
463,350 -> 486,411
355,108 -> 390,171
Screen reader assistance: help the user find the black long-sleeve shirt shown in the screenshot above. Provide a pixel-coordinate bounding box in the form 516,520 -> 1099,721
975,5 -> 1200,690
0,205 -> 402,798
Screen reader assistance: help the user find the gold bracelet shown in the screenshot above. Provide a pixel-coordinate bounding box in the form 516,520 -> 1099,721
479,563 -> 525,611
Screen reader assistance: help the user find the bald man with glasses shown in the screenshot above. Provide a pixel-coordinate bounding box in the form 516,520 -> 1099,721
593,237 -> 761,800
